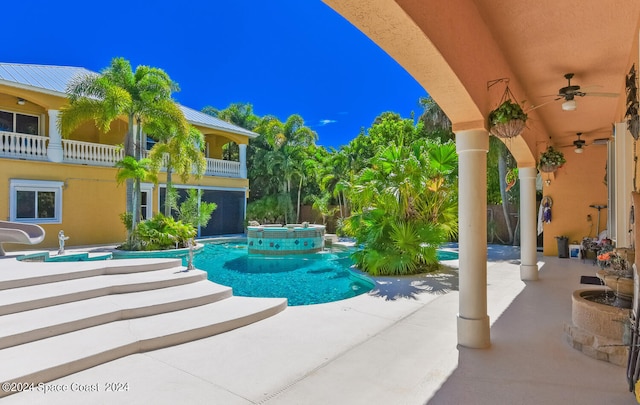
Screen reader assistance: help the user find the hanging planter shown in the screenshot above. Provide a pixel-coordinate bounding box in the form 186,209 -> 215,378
488,82 -> 528,139
538,146 -> 566,173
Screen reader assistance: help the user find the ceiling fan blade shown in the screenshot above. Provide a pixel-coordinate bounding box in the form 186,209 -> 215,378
584,92 -> 619,98
526,99 -> 560,112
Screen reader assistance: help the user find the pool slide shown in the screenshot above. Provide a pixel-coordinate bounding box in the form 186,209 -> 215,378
0,220 -> 46,256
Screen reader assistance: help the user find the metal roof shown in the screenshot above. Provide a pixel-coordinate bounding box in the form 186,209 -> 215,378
0,63 -> 93,95
0,62 -> 258,138
179,105 -> 257,138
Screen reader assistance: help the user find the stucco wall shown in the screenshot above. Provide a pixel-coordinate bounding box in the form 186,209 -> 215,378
0,159 -> 249,251
541,144 -> 609,256
0,159 -> 126,249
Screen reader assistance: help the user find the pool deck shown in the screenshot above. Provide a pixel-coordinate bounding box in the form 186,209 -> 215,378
0,243 -> 635,404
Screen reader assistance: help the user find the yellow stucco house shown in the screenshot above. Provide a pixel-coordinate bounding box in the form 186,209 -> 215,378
0,62 -> 257,251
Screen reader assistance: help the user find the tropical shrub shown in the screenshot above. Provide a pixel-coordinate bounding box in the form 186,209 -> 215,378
131,214 -> 196,251
247,196 -> 285,224
167,188 -> 217,229
345,128 -> 458,276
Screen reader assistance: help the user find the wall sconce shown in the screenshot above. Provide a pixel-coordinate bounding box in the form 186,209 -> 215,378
17,98 -> 26,106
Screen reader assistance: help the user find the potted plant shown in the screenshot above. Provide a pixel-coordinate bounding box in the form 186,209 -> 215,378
488,99 -> 528,139
538,146 -> 566,173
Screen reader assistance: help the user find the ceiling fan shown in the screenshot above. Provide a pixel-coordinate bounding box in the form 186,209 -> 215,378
529,73 -> 619,111
571,132 -> 586,153
561,132 -> 609,154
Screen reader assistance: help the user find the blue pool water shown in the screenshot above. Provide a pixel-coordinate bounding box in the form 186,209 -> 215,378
193,242 -> 459,306
193,242 -> 376,306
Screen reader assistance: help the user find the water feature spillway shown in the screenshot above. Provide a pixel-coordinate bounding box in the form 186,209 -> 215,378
247,224 -> 326,254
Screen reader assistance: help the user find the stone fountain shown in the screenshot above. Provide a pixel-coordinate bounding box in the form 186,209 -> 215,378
564,249 -> 634,366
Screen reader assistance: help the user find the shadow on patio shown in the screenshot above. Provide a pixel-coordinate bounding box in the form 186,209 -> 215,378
427,255 -> 633,404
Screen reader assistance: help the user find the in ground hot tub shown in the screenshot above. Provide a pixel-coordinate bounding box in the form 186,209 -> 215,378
247,224 -> 326,254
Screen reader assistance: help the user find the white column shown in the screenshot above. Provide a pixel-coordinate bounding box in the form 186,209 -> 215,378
519,166 -> 539,280
47,109 -> 63,163
456,128 -> 490,349
239,143 -> 247,179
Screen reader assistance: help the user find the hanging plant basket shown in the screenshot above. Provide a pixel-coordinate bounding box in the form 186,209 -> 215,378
490,118 -> 527,139
537,146 -> 566,173
539,164 -> 560,173
488,82 -> 528,139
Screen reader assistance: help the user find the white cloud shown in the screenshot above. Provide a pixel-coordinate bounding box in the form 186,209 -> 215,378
319,119 -> 337,126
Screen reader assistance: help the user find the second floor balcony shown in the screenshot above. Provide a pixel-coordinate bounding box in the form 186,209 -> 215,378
0,131 -> 244,179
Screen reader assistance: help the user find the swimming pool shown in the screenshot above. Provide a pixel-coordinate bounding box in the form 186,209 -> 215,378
193,242 -> 376,306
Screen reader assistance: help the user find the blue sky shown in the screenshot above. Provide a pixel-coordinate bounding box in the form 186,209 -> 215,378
6,1 -> 426,148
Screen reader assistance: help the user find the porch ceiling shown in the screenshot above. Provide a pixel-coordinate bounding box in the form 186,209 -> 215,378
323,0 -> 640,164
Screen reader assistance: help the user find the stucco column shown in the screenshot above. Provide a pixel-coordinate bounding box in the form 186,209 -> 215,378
239,143 -> 247,179
519,166 -> 539,280
456,128 -> 490,349
46,109 -> 63,163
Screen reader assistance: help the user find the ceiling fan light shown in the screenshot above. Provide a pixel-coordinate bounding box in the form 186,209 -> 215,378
562,99 -> 577,111
574,146 -> 584,154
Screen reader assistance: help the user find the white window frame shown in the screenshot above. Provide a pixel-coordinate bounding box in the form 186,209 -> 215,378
10,179 -> 63,223
140,183 -> 155,220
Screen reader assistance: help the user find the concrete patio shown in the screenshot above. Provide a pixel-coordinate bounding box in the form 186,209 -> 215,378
1,244 -> 634,404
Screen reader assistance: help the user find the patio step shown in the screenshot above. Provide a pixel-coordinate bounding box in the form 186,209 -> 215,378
0,258 -> 183,291
0,257 -> 288,398
0,296 -> 287,398
0,280 -> 233,349
0,266 -> 207,316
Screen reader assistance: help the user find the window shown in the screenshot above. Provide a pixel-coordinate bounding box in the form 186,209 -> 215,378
140,183 -> 155,220
10,180 -> 63,223
141,191 -> 149,220
0,110 -> 40,135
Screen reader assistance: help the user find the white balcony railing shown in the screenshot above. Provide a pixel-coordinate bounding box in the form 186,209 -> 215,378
142,150 -> 241,178
0,132 -> 243,178
206,158 -> 241,177
0,131 -> 49,160
62,139 -> 124,166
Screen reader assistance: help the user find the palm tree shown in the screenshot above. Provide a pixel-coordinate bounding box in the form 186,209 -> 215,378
346,117 -> 458,276
318,148 -> 350,219
202,102 -> 260,130
115,156 -> 158,246
258,114 -> 317,223
145,122 -> 206,216
58,57 -> 188,228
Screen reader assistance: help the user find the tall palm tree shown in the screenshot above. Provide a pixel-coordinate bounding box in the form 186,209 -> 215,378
115,156 -> 158,246
258,114 -> 317,223
319,148 -> 350,218
58,57 -> 188,228
202,102 -> 260,130
145,122 -> 206,216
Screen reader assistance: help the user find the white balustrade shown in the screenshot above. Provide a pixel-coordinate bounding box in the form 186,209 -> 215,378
0,132 -> 240,179
62,139 -> 124,166
0,131 -> 49,160
206,158 -> 241,177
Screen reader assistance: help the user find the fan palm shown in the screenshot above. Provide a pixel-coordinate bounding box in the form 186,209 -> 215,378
347,127 -> 458,275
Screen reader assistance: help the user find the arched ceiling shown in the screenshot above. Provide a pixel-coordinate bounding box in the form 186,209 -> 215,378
323,0 -> 640,167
